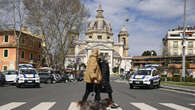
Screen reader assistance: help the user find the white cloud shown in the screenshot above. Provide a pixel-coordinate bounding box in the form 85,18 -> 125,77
137,0 -> 184,18
82,0 -> 195,56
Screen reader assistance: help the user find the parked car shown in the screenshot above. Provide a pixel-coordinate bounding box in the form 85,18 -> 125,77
39,72 -> 51,83
16,65 -> 40,88
2,70 -> 18,85
0,72 -> 6,86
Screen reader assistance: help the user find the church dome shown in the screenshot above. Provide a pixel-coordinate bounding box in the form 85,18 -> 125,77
87,5 -> 112,32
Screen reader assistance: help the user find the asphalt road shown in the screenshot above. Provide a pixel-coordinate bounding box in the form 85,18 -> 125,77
0,79 -> 195,110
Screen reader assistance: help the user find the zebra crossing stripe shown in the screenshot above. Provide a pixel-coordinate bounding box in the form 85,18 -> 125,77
160,103 -> 192,110
30,102 -> 56,110
0,102 -> 26,110
130,103 -> 158,110
68,102 -> 80,110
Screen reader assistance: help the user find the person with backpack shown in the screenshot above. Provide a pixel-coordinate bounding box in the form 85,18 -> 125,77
82,48 -> 102,102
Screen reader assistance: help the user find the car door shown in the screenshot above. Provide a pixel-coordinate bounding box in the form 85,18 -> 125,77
152,70 -> 158,85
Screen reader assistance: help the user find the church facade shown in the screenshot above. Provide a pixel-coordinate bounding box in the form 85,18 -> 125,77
65,5 -> 132,74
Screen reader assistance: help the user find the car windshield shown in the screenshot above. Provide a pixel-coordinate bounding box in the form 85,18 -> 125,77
4,71 -> 18,75
21,69 -> 37,74
136,70 -> 151,75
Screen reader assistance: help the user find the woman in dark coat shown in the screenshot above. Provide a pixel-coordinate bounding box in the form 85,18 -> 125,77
98,55 -> 113,100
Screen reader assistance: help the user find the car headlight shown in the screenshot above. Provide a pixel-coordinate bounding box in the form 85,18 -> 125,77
144,79 -> 150,82
36,74 -> 39,78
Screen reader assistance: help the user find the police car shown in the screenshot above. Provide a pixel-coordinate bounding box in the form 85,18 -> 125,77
16,64 -> 40,88
129,67 -> 160,89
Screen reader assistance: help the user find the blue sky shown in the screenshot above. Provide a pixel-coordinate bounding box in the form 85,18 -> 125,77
81,0 -> 195,56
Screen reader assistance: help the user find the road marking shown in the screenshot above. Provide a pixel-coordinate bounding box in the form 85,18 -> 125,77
130,103 -> 158,110
0,102 -> 26,110
190,104 -> 195,106
68,102 -> 80,110
160,103 -> 192,110
30,102 -> 56,110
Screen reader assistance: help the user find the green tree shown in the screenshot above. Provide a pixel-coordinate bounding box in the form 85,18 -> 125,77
142,50 -> 157,56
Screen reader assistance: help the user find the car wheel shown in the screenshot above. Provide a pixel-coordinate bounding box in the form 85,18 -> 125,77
129,84 -> 134,89
46,79 -> 50,84
150,81 -> 154,89
36,84 -> 40,88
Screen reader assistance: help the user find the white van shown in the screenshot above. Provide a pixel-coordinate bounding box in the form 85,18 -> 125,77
16,65 -> 40,88
129,67 -> 160,89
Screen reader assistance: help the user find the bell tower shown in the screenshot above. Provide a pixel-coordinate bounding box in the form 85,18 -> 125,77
118,26 -> 129,56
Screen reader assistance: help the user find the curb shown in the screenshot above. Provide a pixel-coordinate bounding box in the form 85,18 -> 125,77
160,85 -> 195,94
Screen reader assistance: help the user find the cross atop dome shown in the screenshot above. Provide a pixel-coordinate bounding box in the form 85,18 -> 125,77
96,4 -> 104,18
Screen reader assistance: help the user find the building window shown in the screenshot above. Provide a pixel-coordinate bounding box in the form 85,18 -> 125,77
4,49 -> 8,57
21,37 -> 25,44
32,40 -> 34,47
89,36 -> 92,39
188,49 -> 193,55
2,66 -> 8,71
39,42 -> 41,48
38,55 -> 41,61
173,49 -> 178,56
170,34 -> 180,37
4,35 -> 9,42
123,38 -> 126,45
97,35 -> 102,40
173,41 -> 178,48
21,51 -> 25,58
188,41 -> 193,48
29,53 -> 33,60
107,36 -> 110,39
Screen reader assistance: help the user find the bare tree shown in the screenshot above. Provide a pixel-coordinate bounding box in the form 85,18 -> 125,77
23,0 -> 89,70
0,0 -> 25,69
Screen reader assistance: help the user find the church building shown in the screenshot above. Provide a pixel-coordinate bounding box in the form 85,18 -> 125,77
65,5 -> 132,74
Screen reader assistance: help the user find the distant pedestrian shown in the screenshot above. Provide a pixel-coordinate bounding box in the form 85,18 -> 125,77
98,54 -> 113,101
82,48 -> 102,102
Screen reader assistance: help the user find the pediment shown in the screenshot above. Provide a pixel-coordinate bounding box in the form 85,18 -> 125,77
88,44 -> 111,50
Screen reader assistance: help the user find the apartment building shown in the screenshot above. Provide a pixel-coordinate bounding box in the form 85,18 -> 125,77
0,27 -> 42,71
163,26 -> 195,56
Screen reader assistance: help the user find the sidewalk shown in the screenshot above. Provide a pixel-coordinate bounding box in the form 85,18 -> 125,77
161,83 -> 195,94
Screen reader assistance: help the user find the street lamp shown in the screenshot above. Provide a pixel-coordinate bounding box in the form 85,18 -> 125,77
182,0 -> 187,81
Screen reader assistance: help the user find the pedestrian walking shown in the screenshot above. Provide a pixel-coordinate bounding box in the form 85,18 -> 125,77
82,48 -> 102,102
98,54 -> 113,101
